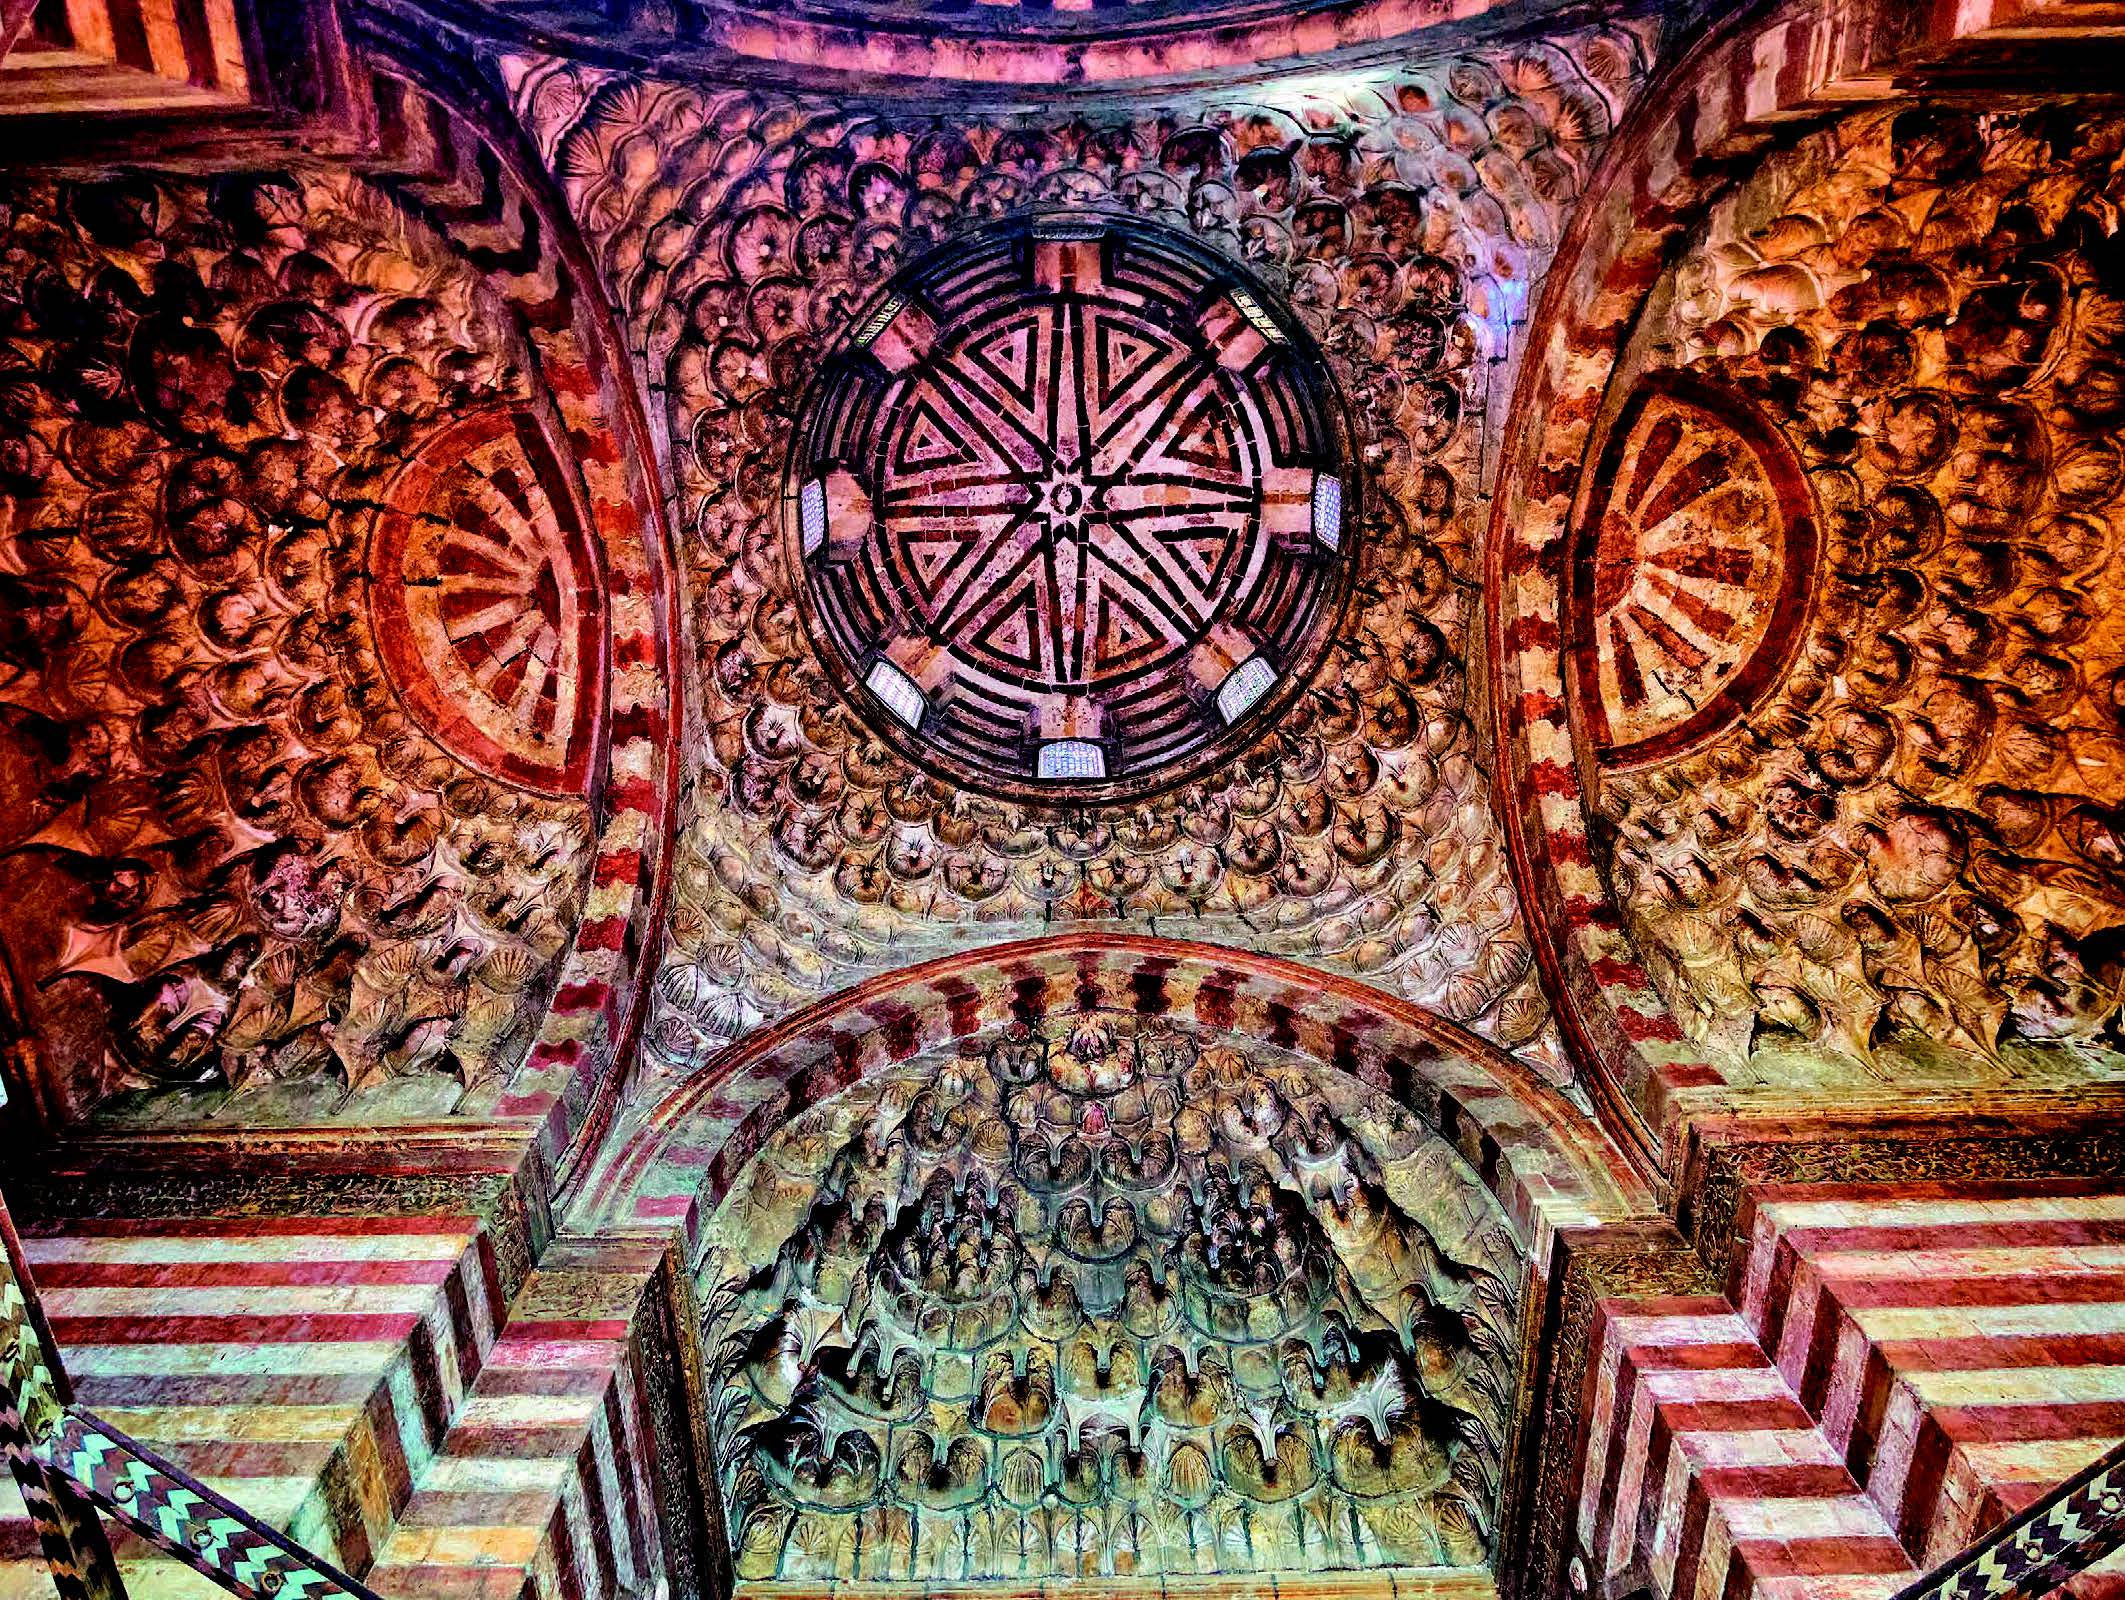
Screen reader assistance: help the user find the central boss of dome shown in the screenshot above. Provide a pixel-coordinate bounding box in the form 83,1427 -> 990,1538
787,212 -> 1354,800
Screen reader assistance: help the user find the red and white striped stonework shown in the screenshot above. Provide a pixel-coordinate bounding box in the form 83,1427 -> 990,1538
0,1216 -> 501,1598
573,935 -> 1647,1261
1580,1296 -> 1916,1600
1483,0 -> 2004,1161
1578,1183 -> 2125,1600
496,331 -> 677,1178
1731,1183 -> 2125,1599
364,1239 -> 671,1600
369,70 -> 682,1182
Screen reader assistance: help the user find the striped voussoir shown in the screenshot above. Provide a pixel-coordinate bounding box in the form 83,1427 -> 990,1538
362,66 -> 680,1177
504,341 -> 673,1180
38,1411 -> 378,1600
1579,1296 -> 1917,1600
1484,2 -> 1992,1154
576,935 -> 1644,1260
369,71 -> 565,318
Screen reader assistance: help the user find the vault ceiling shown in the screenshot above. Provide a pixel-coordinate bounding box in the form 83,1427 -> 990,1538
508,27 -> 1654,1096
1578,105 -> 2125,1095
7,0 -> 2118,1170
0,167 -> 596,1128
8,14 -> 2125,1600
698,1003 -> 1525,1585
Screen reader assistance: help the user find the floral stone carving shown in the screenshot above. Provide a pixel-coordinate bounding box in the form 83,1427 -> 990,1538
699,1009 -> 1522,1584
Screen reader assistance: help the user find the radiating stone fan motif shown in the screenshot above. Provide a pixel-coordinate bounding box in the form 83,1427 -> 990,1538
0,169 -> 592,1126
1596,106 -> 2125,1091
790,214 -> 1349,798
1573,376 -> 1817,765
700,1012 -> 1521,1585
371,408 -> 603,795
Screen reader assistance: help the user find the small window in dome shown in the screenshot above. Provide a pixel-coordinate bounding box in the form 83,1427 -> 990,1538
1229,287 -> 1287,345
1037,739 -> 1106,780
851,293 -> 906,349
1032,216 -> 1105,242
1312,473 -> 1342,551
799,479 -> 828,555
864,658 -> 927,730
1216,656 -> 1277,724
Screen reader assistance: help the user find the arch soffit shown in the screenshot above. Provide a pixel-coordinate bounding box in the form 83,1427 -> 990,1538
357,52 -> 688,1179
1478,0 -> 2028,1170
575,934 -> 1650,1261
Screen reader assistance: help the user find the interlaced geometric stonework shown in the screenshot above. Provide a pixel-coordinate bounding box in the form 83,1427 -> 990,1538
791,215 -> 1348,797
514,33 -> 1651,1074
699,1010 -> 1521,1585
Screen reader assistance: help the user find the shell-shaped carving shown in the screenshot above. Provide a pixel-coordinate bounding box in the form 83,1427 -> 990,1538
503,32 -> 1657,1090
1601,103 -> 2125,1093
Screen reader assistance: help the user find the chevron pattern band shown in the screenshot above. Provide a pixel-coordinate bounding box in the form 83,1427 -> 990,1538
2,1210 -> 122,1600
1895,1438 -> 2125,1600
34,1412 -> 382,1600
3,1198 -> 373,1600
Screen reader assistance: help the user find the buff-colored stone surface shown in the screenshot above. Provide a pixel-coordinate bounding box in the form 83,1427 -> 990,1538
508,30 -> 1657,1094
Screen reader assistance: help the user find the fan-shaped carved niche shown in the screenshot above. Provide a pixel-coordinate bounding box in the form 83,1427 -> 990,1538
1569,374 -> 1818,768
369,409 -> 605,796
700,1009 -> 1522,1587
787,211 -> 1355,803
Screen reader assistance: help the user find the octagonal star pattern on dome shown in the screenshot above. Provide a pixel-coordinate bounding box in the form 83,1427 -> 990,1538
512,32 -> 1650,1077
700,1008 -> 1521,1585
791,214 -> 1349,798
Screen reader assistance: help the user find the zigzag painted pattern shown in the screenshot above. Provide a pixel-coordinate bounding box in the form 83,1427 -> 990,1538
360,69 -> 679,1184
0,1238 -> 118,1600
369,73 -> 565,321
41,1412 -> 373,1600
